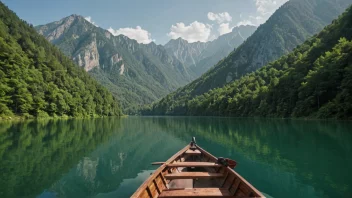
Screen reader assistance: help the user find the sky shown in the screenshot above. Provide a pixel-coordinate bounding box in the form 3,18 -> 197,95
3,0 -> 288,44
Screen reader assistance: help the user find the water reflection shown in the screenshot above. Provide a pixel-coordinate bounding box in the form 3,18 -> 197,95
147,117 -> 352,198
0,117 -> 351,198
0,118 -> 122,198
38,117 -> 186,197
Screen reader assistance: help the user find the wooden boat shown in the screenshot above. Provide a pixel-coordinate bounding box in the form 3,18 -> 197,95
131,138 -> 264,198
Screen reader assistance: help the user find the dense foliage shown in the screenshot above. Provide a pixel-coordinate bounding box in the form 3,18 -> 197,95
143,6 -> 352,119
36,16 -> 194,113
144,0 -> 352,116
0,118 -> 121,197
0,3 -> 122,118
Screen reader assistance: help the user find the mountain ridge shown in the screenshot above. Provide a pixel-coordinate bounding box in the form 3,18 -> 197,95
36,15 -> 255,112
164,25 -> 257,77
144,0 -> 352,115
143,5 -> 352,119
36,15 -> 193,111
0,3 -> 122,119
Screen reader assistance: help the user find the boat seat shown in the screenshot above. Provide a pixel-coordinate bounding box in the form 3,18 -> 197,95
168,179 -> 193,189
165,172 -> 224,179
185,149 -> 201,155
158,188 -> 233,197
167,162 -> 222,167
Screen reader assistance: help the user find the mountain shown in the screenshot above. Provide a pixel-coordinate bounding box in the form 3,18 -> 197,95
164,25 -> 257,77
144,0 -> 352,116
36,15 -> 192,111
164,38 -> 207,68
143,5 -> 352,119
0,2 -> 122,119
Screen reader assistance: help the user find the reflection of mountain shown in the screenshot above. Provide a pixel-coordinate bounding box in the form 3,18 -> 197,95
0,118 -> 122,198
42,117 -> 187,197
146,117 -> 352,198
1,117 -> 351,197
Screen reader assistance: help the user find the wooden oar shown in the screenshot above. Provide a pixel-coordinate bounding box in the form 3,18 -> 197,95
151,162 -> 165,165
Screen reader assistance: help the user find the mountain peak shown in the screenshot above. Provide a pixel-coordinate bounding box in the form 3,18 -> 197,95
61,14 -> 82,22
165,37 -> 188,45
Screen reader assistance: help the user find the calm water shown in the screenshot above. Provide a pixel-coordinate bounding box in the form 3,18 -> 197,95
0,117 -> 351,198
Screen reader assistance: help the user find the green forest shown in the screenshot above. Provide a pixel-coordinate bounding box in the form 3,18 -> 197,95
142,6 -> 352,119
1,0 -> 352,120
0,2 -> 122,119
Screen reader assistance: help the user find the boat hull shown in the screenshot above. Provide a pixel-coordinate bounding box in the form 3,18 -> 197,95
131,141 -> 264,197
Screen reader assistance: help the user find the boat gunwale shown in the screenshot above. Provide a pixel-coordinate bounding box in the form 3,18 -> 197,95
131,142 -> 265,197
196,145 -> 264,197
131,144 -> 191,197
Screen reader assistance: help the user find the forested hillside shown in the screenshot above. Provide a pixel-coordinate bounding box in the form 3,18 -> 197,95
143,6 -> 352,119
36,16 -> 193,112
0,2 -> 122,119
144,0 -> 352,116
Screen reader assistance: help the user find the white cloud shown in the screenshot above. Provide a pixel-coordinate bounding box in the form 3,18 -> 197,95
218,23 -> 233,35
236,20 -> 256,27
84,16 -> 98,27
236,0 -> 288,26
108,26 -> 154,44
167,21 -> 212,43
207,12 -> 232,24
255,0 -> 288,16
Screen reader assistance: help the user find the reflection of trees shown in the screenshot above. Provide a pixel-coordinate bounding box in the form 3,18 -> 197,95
0,117 -> 350,197
149,117 -> 352,197
0,118 -> 121,198
44,117 -> 187,197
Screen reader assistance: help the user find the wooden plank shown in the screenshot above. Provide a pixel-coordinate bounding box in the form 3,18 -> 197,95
151,162 -> 165,165
165,172 -> 224,179
167,162 -> 222,167
185,149 -> 201,155
196,145 -> 264,197
153,179 -> 161,194
168,179 -> 193,189
131,144 -> 191,198
146,186 -> 153,197
222,174 -> 235,189
234,189 -> 246,197
237,183 -> 251,196
139,190 -> 150,198
159,188 -> 232,197
220,171 -> 230,187
229,178 -> 241,195
155,177 -> 165,192
148,181 -> 158,197
159,173 -> 168,189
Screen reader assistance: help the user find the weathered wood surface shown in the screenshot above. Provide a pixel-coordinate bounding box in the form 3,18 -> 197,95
165,172 -> 224,179
159,188 -> 232,197
167,162 -> 222,167
131,141 -> 265,198
131,144 -> 191,198
185,149 -> 201,155
151,162 -> 165,165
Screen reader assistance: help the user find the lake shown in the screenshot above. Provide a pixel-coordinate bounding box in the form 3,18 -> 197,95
0,117 -> 351,198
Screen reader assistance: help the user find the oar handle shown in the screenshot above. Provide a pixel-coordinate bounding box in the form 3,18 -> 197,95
151,162 -> 165,165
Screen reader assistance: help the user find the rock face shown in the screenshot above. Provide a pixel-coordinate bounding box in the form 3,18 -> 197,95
37,15 -> 76,42
164,25 -> 257,77
73,34 -> 100,71
35,15 -> 192,111
165,38 -> 208,67
119,64 -> 125,75
111,53 -> 123,65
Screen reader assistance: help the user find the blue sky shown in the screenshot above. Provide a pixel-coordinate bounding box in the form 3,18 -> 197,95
3,0 -> 288,44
